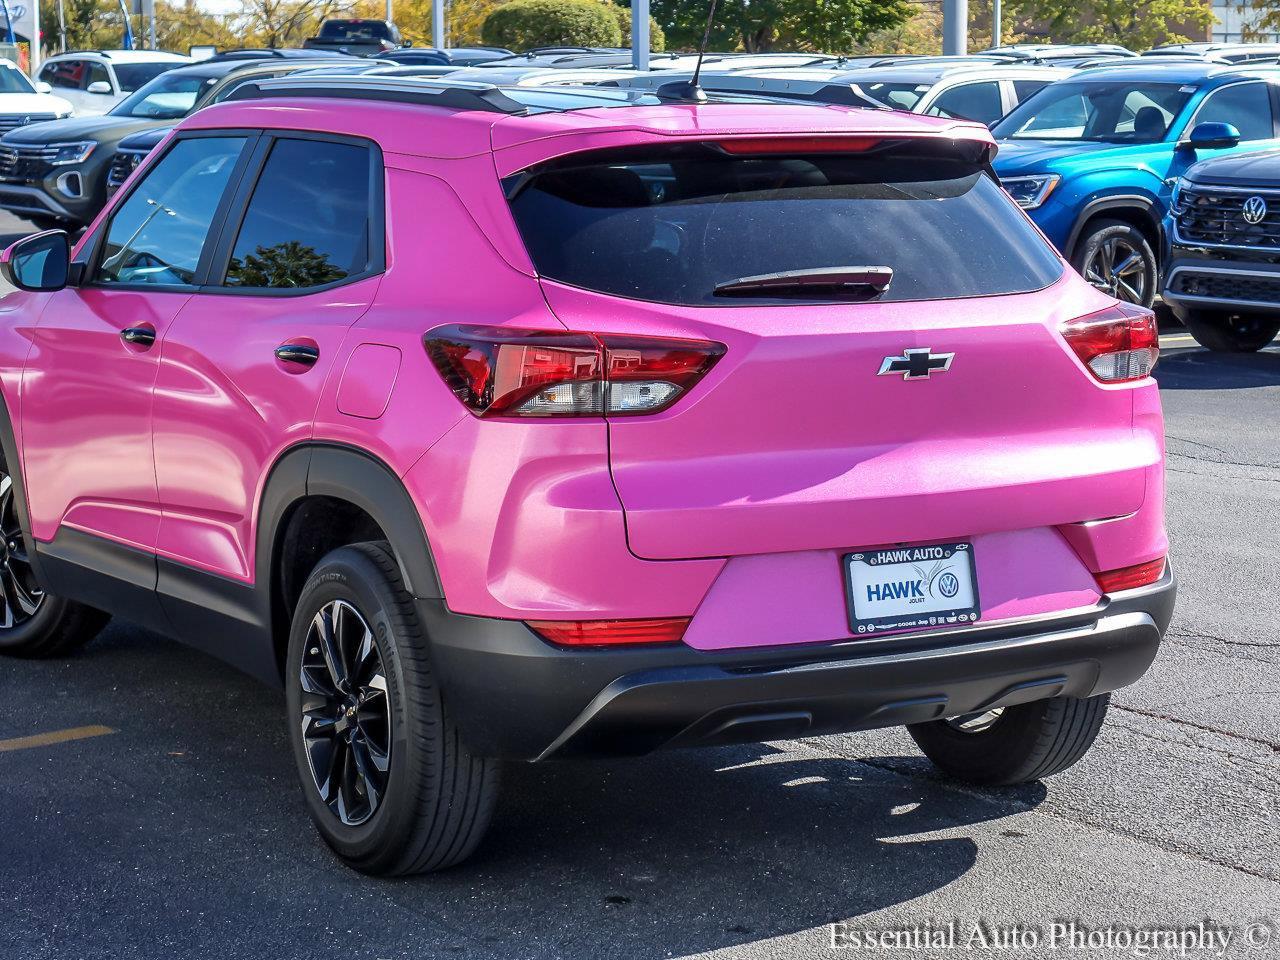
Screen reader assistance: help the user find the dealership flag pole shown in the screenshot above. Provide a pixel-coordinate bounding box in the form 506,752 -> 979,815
632,0 -> 650,70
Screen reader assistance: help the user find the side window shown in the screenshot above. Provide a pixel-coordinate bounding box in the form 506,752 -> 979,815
222,138 -> 374,290
927,82 -> 1005,125
46,60 -> 84,89
95,137 -> 247,286
85,62 -> 110,90
1012,80 -> 1050,104
1194,83 -> 1274,141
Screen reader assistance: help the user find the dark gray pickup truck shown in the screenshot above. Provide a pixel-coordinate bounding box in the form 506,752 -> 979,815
303,19 -> 404,57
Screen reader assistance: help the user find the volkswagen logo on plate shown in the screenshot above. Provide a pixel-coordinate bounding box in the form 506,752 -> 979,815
937,572 -> 961,599
1243,195 -> 1268,225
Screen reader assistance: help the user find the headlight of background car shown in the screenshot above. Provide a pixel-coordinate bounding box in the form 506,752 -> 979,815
1001,174 -> 1060,210
49,141 -> 95,165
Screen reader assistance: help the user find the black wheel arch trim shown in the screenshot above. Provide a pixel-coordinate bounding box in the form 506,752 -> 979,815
1065,195 -> 1163,261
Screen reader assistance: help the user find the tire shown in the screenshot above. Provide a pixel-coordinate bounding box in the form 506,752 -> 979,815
1070,219 -> 1158,307
285,541 -> 501,875
0,454 -> 109,658
1181,309 -> 1280,353
907,693 -> 1111,786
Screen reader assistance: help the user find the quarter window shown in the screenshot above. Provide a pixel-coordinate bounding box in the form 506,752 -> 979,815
926,82 -> 1004,124
1194,83 -> 1274,141
42,60 -> 84,89
95,136 -> 247,287
222,138 -> 374,290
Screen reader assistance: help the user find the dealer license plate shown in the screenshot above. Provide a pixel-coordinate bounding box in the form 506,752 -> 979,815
844,542 -> 980,635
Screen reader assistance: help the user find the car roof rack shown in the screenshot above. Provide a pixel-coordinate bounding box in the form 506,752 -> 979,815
225,74 -> 534,114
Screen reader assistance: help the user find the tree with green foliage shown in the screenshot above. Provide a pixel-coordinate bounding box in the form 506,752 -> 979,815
609,1 -> 666,52
650,0 -> 914,53
482,0 -> 623,50
1007,0 -> 1213,49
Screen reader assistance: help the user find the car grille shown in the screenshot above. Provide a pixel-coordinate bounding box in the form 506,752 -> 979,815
1175,186 -> 1280,250
1169,269 -> 1280,305
0,144 -> 59,183
107,149 -> 148,192
0,114 -> 58,133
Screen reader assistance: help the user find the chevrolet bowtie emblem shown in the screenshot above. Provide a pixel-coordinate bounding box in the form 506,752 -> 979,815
877,348 -> 955,380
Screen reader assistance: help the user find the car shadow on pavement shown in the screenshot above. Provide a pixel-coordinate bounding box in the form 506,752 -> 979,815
1155,347 -> 1280,390
3,624 -> 1048,960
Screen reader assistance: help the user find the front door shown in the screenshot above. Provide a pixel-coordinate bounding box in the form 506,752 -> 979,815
151,132 -> 383,585
20,133 -> 255,555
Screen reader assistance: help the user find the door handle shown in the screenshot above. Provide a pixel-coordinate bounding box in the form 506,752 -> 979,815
275,344 -> 320,367
120,326 -> 156,347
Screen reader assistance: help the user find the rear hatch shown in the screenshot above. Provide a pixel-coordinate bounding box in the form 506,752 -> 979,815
505,132 -> 1153,561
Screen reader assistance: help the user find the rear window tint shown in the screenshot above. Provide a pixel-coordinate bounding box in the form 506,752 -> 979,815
506,141 -> 1062,306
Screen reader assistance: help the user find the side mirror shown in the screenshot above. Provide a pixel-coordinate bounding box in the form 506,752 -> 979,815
35,80 -> 52,94
0,231 -> 71,292
87,80 -> 113,95
1183,121 -> 1241,150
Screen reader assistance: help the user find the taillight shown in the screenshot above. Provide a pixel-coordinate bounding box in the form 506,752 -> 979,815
423,325 -> 724,418
1094,557 -> 1166,593
526,617 -> 690,647
1059,304 -> 1159,383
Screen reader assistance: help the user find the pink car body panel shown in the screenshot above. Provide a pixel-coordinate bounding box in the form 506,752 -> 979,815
2,96 -> 1168,655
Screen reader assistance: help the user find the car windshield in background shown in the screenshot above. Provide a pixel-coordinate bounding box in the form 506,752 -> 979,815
0,67 -> 35,94
849,81 -> 931,110
111,72 -> 214,119
507,141 -> 1064,306
991,81 -> 1192,142
113,62 -> 182,93
319,20 -> 394,41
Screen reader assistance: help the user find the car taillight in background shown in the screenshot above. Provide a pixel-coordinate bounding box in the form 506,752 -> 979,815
423,325 -> 724,418
1059,304 -> 1159,383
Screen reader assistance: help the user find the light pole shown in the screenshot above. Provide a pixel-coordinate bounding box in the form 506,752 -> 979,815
992,0 -> 1001,48
943,0 -> 967,55
632,0 -> 650,70
432,0 -> 444,49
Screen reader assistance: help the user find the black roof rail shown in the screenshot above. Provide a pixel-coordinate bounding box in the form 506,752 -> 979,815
52,48 -> 112,58
225,74 -> 530,114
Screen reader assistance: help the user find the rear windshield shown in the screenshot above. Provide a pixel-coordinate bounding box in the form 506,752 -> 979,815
319,20 -> 395,41
506,141 -> 1063,306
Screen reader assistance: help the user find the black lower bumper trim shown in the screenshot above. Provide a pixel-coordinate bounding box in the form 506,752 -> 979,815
420,571 -> 1175,761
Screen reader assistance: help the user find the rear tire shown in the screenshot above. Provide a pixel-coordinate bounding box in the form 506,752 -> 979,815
1071,219 -> 1158,307
285,541 -> 501,875
907,694 -> 1110,786
0,454 -> 109,658
1181,309 -> 1280,353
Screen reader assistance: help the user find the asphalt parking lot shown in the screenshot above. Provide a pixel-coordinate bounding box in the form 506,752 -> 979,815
1,208 -> 1277,960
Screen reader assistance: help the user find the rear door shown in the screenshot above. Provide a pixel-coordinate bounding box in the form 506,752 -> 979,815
507,136 -> 1150,561
151,132 -> 383,583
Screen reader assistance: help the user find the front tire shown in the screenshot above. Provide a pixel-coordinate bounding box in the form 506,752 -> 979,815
0,456 -> 109,658
1180,309 -> 1280,353
1071,219 -> 1158,307
907,694 -> 1110,786
285,541 -> 501,875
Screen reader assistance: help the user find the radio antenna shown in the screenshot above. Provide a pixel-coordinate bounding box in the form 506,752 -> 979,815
656,0 -> 719,102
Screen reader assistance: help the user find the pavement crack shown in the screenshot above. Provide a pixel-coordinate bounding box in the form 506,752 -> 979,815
1168,629 -> 1280,650
1112,704 -> 1280,753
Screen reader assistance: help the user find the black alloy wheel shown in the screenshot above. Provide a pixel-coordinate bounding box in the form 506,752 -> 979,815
0,471 -> 44,629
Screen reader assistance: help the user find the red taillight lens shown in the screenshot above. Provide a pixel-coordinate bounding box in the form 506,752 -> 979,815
1094,557 -> 1166,593
716,136 -> 884,155
424,325 -> 724,418
1059,304 -> 1159,383
526,617 -> 690,647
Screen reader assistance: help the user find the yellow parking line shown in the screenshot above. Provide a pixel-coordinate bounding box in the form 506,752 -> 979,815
0,725 -> 115,753
1160,335 -> 1195,343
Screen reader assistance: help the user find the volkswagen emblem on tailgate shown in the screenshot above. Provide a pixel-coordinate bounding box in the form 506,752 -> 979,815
1243,195 -> 1268,224
878,348 -> 954,380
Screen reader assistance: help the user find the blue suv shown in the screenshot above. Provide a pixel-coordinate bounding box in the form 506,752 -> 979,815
990,63 -> 1280,306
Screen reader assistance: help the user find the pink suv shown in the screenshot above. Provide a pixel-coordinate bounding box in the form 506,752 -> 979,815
0,77 -> 1173,875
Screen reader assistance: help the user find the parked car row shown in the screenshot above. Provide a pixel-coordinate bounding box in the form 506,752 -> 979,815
3,40 -> 1280,351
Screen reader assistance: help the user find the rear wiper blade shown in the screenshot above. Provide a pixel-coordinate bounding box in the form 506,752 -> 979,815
713,266 -> 893,298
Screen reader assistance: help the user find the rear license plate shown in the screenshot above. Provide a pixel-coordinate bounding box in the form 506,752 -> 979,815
844,542 -> 980,634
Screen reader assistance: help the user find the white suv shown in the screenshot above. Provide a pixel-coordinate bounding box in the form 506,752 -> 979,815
0,57 -> 73,132
36,50 -> 190,116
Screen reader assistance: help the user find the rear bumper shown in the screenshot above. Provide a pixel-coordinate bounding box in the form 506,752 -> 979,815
421,567 -> 1176,761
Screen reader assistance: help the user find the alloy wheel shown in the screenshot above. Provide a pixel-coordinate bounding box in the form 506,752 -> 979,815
945,707 -> 1005,734
0,473 -> 44,629
298,599 -> 392,827
1083,237 -> 1148,304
